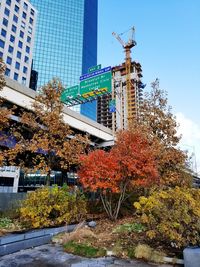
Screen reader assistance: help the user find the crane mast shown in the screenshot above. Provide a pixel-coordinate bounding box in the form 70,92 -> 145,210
112,27 -> 137,127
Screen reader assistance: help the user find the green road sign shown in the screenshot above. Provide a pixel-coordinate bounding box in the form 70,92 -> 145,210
80,71 -> 112,98
61,85 -> 79,102
88,64 -> 101,73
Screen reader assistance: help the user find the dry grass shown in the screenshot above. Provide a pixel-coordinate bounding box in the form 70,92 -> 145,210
134,244 -> 153,260
62,227 -> 97,243
52,221 -> 97,245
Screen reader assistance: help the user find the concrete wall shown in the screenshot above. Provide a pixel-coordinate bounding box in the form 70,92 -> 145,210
0,193 -> 26,212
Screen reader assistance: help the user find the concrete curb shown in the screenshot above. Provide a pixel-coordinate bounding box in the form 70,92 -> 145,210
163,256 -> 184,265
106,251 -> 184,265
0,224 -> 77,256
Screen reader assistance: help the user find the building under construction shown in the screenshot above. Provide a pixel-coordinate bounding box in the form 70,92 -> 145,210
97,27 -> 144,132
97,61 -> 143,131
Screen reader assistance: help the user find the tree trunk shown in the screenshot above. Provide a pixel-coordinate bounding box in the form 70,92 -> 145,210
100,188 -> 127,221
46,170 -> 51,186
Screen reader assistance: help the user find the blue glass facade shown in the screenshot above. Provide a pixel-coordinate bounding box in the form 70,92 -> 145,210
80,0 -> 98,120
30,0 -> 98,121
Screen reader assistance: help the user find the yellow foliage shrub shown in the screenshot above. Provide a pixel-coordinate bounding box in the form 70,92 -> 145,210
20,185 -> 87,228
134,187 -> 200,248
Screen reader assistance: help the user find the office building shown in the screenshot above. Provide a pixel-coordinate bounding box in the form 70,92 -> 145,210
97,61 -> 143,131
0,0 -> 37,87
30,0 -> 98,121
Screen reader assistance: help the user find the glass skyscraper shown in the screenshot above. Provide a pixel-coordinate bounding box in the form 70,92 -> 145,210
0,0 -> 37,87
30,0 -> 98,121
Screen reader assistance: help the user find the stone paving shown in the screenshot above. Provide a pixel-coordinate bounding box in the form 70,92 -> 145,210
0,244 -> 174,267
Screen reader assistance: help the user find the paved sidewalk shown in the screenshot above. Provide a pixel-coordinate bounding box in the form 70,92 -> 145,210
0,244 -> 174,267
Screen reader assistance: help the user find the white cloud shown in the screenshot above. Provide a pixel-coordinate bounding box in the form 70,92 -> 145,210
176,112 -> 200,175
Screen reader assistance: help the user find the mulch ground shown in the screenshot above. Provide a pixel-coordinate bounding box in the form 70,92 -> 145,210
65,216 -> 182,259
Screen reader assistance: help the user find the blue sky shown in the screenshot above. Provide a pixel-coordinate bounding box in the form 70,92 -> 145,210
98,0 -> 200,173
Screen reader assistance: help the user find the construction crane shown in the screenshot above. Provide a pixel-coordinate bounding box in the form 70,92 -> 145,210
112,27 -> 137,127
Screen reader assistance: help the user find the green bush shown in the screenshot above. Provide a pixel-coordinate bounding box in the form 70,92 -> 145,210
134,187 -> 200,248
0,217 -> 12,229
20,185 -> 87,229
0,217 -> 22,233
64,241 -> 106,257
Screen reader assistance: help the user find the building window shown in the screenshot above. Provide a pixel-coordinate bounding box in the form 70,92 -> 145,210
0,51 -> 3,58
5,68 -> 10,77
6,56 -> 12,65
18,41 -> 23,48
23,66 -> 27,74
24,56 -> 29,63
3,18 -> 8,27
22,77 -> 26,84
15,62 -> 20,70
22,12 -> 26,19
28,26 -> 32,34
29,17 -> 33,25
14,73 -> 19,81
1,29 -> 7,37
4,7 -> 10,16
8,45 -> 14,54
26,46 -> 30,54
21,21 -> 25,29
14,5 -> 20,13
23,2 -> 28,11
0,40 -> 5,49
17,51 -> 21,59
10,35 -> 15,43
27,36 -> 31,43
6,0 -> 11,6
20,30 -> 24,38
16,0 -> 20,3
13,15 -> 18,23
31,9 -> 35,16
12,25 -> 17,33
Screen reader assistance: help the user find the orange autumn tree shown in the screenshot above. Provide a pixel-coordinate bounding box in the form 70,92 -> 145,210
78,128 -> 158,221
